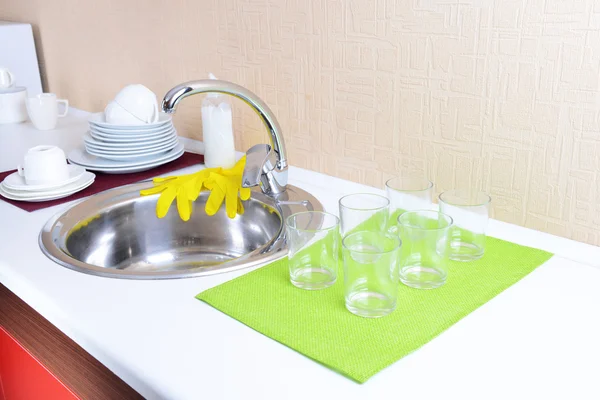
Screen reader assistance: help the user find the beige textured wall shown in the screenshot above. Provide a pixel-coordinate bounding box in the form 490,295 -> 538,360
2,0 -> 600,245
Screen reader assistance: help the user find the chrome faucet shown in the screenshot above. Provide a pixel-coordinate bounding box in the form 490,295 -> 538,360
162,79 -> 288,195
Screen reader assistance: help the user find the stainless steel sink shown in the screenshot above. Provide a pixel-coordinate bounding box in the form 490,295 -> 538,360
41,79 -> 324,279
39,182 -> 323,279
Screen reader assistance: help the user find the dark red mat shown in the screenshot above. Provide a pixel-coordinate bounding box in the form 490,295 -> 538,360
0,152 -> 204,212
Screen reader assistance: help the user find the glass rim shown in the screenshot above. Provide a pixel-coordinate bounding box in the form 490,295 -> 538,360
438,189 -> 492,207
342,231 -> 401,254
338,193 -> 390,212
385,177 -> 433,193
397,210 -> 453,231
285,211 -> 340,232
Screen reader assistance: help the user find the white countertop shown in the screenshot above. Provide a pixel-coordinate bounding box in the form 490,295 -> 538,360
1,112 -> 600,400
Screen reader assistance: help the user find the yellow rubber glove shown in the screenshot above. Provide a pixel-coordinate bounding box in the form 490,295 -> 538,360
139,156 -> 250,221
204,156 -> 251,218
139,167 -> 219,221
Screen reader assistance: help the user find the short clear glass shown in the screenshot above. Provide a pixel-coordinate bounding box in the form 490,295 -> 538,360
286,211 -> 340,290
339,193 -> 390,237
438,189 -> 491,261
397,210 -> 453,289
385,177 -> 434,220
342,231 -> 401,318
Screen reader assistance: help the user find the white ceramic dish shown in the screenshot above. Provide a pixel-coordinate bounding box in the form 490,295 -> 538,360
1,171 -> 95,197
68,161 -> 168,175
84,134 -> 178,153
111,84 -> 158,124
89,128 -> 176,143
89,122 -> 174,135
17,145 -> 70,186
69,147 -> 185,175
2,164 -> 86,192
0,172 -> 95,202
84,141 -> 178,158
88,112 -> 171,130
86,142 -> 178,161
68,143 -> 185,172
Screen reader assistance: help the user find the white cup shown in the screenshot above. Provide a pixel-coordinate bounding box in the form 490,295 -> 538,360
104,100 -> 145,125
0,67 -> 15,89
18,145 -> 69,186
113,84 -> 158,124
26,93 -> 69,130
0,87 -> 27,124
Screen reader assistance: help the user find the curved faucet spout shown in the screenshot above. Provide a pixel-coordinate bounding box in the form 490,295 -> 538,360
162,80 -> 288,174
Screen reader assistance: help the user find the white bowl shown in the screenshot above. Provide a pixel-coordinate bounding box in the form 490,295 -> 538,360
104,101 -> 145,125
113,84 -> 158,124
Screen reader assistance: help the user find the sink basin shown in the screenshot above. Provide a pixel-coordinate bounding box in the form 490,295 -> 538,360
40,182 -> 323,279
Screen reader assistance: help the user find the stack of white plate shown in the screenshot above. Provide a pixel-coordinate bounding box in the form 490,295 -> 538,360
0,165 -> 95,202
68,113 -> 184,174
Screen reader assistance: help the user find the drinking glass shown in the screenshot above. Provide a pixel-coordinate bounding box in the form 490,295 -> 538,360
286,211 -> 340,290
339,193 -> 389,237
438,189 -> 491,261
397,210 -> 453,289
342,231 -> 401,318
385,177 -> 433,221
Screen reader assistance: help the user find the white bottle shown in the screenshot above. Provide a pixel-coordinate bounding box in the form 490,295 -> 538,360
201,74 -> 236,169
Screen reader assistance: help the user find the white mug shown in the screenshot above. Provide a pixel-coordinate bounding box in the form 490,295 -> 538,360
26,93 -> 69,130
0,67 -> 15,89
113,84 -> 158,124
0,87 -> 27,124
104,100 -> 145,125
18,145 -> 69,186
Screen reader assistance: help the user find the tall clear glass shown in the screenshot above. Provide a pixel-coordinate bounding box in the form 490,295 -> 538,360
286,211 -> 340,290
338,193 -> 389,237
397,210 -> 453,289
385,177 -> 433,221
438,189 -> 491,261
342,231 -> 401,318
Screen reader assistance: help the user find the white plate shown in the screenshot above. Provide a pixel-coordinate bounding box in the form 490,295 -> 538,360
89,128 -> 176,142
0,172 -> 95,202
84,135 -> 178,154
2,164 -> 86,192
88,112 -> 172,130
86,141 -> 178,161
68,146 -> 185,174
68,161 -> 167,174
89,125 -> 174,138
68,142 -> 185,169
84,131 -> 177,149
2,171 -> 95,196
89,122 -> 175,135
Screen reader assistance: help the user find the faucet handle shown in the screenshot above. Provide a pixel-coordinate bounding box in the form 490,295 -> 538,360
242,144 -> 277,188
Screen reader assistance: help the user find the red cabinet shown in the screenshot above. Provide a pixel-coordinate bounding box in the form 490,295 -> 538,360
0,284 -> 140,399
0,326 -> 78,400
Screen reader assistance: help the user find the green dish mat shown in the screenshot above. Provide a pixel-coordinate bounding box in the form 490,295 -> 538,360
196,236 -> 552,383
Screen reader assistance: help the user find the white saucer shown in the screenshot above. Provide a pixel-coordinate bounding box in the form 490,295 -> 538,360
84,134 -> 178,153
89,122 -> 175,135
2,164 -> 86,192
86,141 -> 178,161
0,172 -> 95,202
68,142 -> 185,173
89,128 -> 176,142
88,112 -> 172,130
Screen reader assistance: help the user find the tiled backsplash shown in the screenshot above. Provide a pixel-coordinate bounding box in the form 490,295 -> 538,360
2,0 -> 599,245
